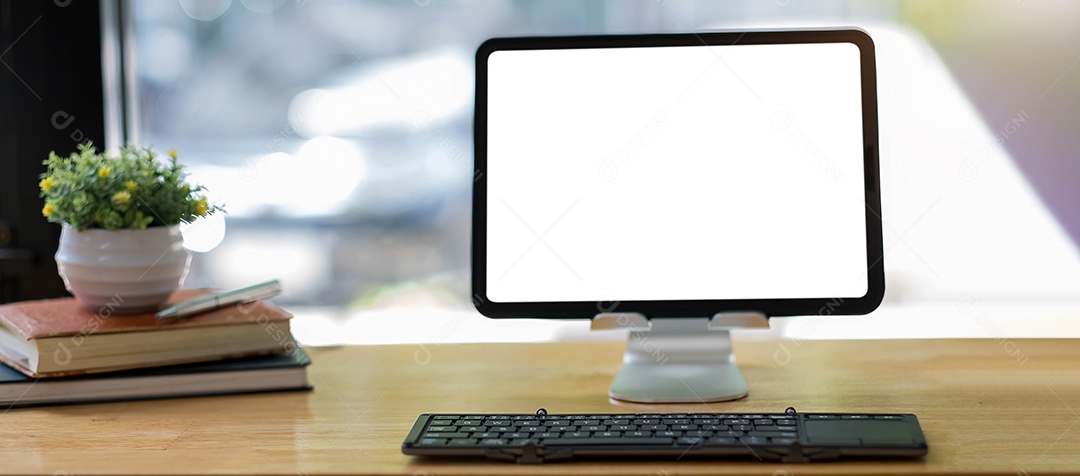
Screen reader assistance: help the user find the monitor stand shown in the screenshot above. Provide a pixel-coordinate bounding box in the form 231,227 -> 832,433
591,312 -> 770,404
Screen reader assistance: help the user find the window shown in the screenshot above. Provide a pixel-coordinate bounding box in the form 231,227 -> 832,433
123,1 -> 1080,343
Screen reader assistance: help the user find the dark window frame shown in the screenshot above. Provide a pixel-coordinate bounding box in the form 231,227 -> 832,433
0,0 -> 106,302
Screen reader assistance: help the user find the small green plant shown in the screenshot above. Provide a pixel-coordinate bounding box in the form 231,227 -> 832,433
40,143 -> 222,231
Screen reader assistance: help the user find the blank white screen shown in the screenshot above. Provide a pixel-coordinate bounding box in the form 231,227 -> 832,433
486,42 -> 868,302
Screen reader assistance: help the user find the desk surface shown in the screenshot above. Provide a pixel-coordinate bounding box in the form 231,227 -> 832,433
1,338 -> 1078,475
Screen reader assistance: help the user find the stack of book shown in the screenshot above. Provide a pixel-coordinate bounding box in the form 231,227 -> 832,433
0,291 -> 310,408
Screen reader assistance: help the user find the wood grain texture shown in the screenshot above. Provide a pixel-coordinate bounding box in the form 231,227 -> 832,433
0,338 -> 1077,475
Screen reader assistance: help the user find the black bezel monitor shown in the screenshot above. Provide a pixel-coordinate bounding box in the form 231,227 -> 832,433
477,29 -> 881,319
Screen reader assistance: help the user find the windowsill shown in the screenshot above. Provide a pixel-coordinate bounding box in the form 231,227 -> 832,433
288,300 -> 1080,346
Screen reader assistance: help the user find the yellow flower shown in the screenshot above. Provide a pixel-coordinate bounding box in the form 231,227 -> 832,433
42,202 -> 56,218
112,191 -> 131,204
39,177 -> 54,192
195,196 -> 209,216
125,180 -> 138,191
98,167 -> 110,178
168,149 -> 178,160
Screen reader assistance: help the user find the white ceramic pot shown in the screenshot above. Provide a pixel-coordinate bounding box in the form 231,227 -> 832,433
55,225 -> 191,314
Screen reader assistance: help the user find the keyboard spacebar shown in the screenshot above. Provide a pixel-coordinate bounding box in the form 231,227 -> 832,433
543,437 -> 674,446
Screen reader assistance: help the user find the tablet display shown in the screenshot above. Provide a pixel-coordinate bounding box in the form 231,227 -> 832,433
474,30 -> 883,317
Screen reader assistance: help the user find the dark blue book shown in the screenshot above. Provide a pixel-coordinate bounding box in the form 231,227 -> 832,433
0,347 -> 311,408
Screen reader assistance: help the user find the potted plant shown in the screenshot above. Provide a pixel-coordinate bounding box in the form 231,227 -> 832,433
40,143 -> 221,314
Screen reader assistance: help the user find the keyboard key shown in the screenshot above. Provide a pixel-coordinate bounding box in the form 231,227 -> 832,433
641,425 -> 667,431
874,415 -> 903,420
671,425 -> 696,431
754,419 -> 774,426
430,420 -> 454,426
705,437 -> 738,446
564,431 -> 588,438
748,431 -> 797,438
505,432 -> 531,439
625,431 -> 652,438
715,431 -> 744,438
807,415 -> 836,420
596,431 -> 622,437
536,432 -> 561,439
662,419 -> 690,425
582,426 -> 606,432
575,420 -> 601,426
740,436 -> 769,445
656,431 -> 682,438
603,420 -> 630,425
420,438 -> 445,445
633,419 -> 659,425
459,426 -> 485,432
843,415 -> 871,420
776,426 -> 797,432
731,425 -> 754,432
446,439 -> 475,446
458,420 -> 483,426
677,437 -> 704,446
478,438 -> 506,446
770,437 -> 798,445
776,420 -> 796,426
543,437 -> 674,446
427,426 -> 457,432
724,419 -> 751,426
519,426 -> 544,432
424,432 -> 469,439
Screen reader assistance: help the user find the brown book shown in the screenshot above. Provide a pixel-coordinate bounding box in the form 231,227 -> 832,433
0,291 -> 294,378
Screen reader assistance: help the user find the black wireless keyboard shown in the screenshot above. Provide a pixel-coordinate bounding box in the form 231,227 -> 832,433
402,408 -> 928,463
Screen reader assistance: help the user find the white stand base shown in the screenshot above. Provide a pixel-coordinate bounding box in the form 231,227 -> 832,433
593,314 -> 769,404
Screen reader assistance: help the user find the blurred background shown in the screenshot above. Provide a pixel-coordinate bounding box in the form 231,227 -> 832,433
120,0 -> 1080,343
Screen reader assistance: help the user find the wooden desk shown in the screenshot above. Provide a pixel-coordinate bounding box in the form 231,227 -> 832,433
1,338 -> 1078,474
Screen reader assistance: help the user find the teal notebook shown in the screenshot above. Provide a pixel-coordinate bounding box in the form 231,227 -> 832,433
0,347 -> 311,408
